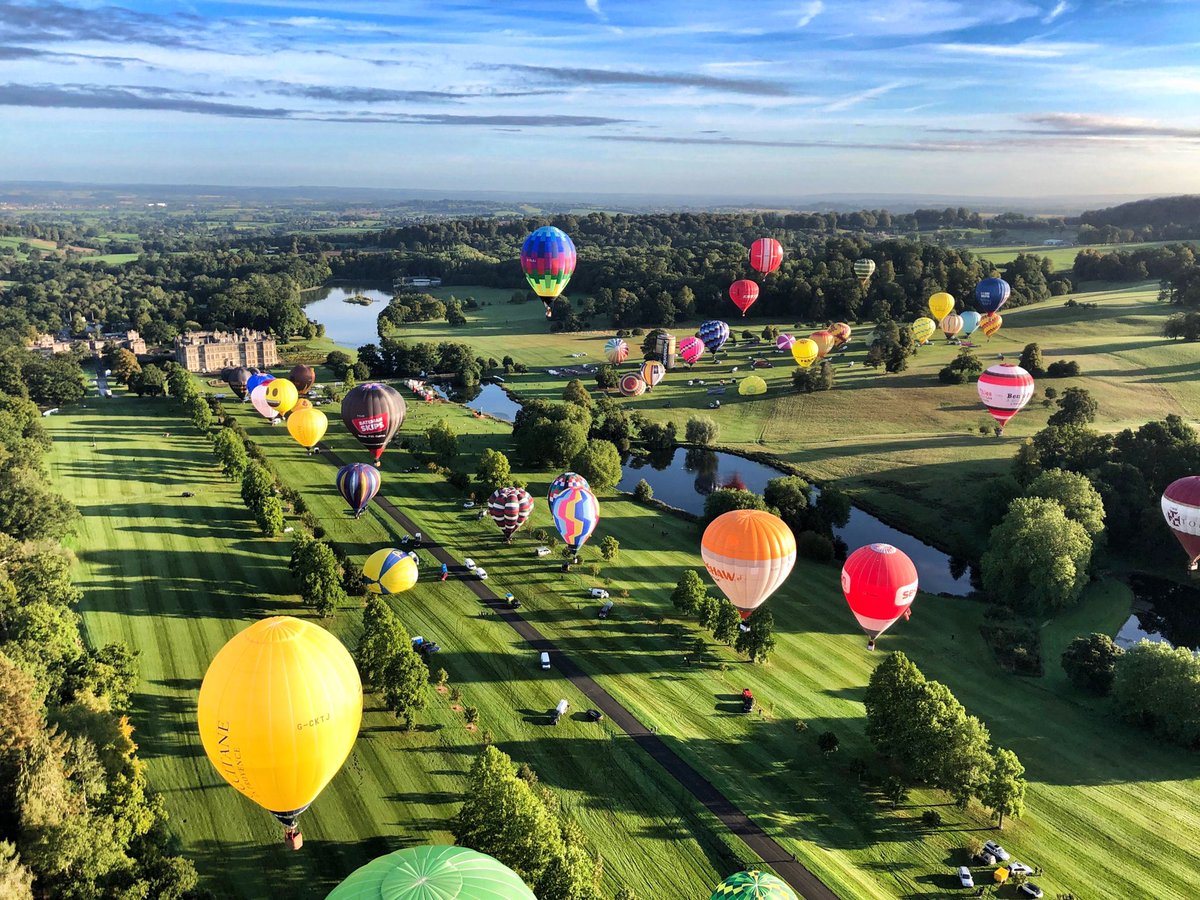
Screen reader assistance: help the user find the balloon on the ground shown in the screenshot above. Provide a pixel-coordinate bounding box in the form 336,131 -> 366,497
337,463 -> 381,517
520,226 -> 576,318
738,375 -> 767,396
679,336 -> 706,366
975,277 -> 1011,314
729,280 -> 760,316
604,338 -> 629,365
830,322 -> 852,346
548,471 -> 589,505
701,509 -> 796,619
341,383 -> 406,462
640,360 -> 665,389
979,311 -> 1003,338
841,543 -> 919,641
853,258 -> 876,287
911,317 -> 936,344
265,377 -> 299,415
977,363 -> 1035,431
710,869 -> 798,900
791,338 -> 819,368
960,310 -> 982,336
246,372 -> 274,396
287,407 -> 327,449
293,397 -> 312,411
698,320 -> 731,354
1162,476 -> 1200,570
928,292 -> 955,321
776,333 -> 796,352
750,238 -> 784,275
226,367 -> 252,400
250,383 -> 275,419
551,486 -> 600,553
940,313 -> 963,339
288,364 -> 315,395
619,373 -> 647,397
327,845 -> 536,900
488,487 -> 534,541
363,549 -> 418,594
809,331 -> 835,359
197,617 -> 362,843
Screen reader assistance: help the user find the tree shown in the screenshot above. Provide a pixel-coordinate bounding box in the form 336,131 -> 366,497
685,416 -> 719,446
884,343 -> 909,373
594,365 -> 618,394
426,418 -> 459,459
1112,640 -> 1200,747
0,841 -> 33,900
599,536 -> 619,561
702,488 -> 767,526
0,469 -> 80,541
981,748 -> 1026,828
166,365 -> 193,400
764,475 -> 813,533
445,299 -> 467,326
883,775 -> 909,808
20,354 -> 86,407
212,428 -> 248,480
293,540 -> 346,617
671,570 -> 708,616
711,599 -> 740,645
818,731 -> 840,754
188,395 -> 213,432
66,642 -> 140,712
1061,633 -> 1122,695
111,348 -> 141,385
1049,387 -> 1098,427
562,379 -> 593,408
325,350 -> 354,379
570,440 -> 622,491
131,363 -> 165,397
637,419 -> 676,452
735,607 -> 776,663
938,348 -> 984,384
1018,342 -> 1045,375
633,479 -> 653,503
1026,468 -> 1106,537
1046,359 -> 1081,377
382,644 -> 429,730
981,498 -> 1092,613
476,448 -> 513,491
356,596 -> 406,688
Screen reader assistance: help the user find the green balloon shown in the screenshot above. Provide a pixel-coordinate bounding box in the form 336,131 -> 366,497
326,846 -> 535,900
710,870 -> 798,900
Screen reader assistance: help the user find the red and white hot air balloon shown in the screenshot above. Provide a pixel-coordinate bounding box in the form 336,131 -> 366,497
729,280 -> 759,316
1162,476 -> 1200,570
977,364 -> 1035,431
841,543 -> 918,648
749,238 -> 783,275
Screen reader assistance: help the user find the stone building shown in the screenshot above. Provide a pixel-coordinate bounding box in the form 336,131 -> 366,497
84,329 -> 146,357
26,333 -> 74,356
174,328 -> 278,373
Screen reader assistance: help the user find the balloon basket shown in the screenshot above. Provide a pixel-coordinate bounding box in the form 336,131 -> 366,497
284,829 -> 303,851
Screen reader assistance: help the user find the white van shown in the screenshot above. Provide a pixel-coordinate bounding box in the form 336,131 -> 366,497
539,651 -> 550,670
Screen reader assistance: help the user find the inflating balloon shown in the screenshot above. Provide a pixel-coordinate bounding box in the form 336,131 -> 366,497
363,549 -> 418,595
698,320 -> 731,355
738,375 -> 767,396
809,331 -> 836,359
701,509 -> 795,619
604,338 -> 629,365
750,238 -> 784,275
979,311 -> 1003,338
911,318 -> 936,344
250,383 -> 275,419
776,333 -> 796,353
960,310 -> 982,336
791,338 -> 819,368
488,487 -> 534,542
975,277 -> 1011,314
246,372 -> 274,397
619,373 -> 647,397
977,363 -> 1034,431
551,486 -> 600,555
940,313 -> 963,340
521,226 -> 576,318
287,407 -> 327,450
337,463 -> 381,518
341,383 -> 406,464
710,869 -> 798,900
265,378 -> 299,415
1162,476 -> 1200,570
327,846 -> 536,900
853,258 -> 876,287
679,336 -> 706,366
288,364 -> 315,395
197,617 -> 362,849
841,543 -> 918,642
548,471 -> 589,505
928,292 -> 955,321
830,322 -> 852,347
640,360 -> 665,389
226,367 -> 252,400
729,280 -> 759,316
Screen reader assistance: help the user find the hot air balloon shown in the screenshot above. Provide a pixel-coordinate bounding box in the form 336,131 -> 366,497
619,373 -> 647,397
250,382 -> 276,419
288,364 -> 315,395
729,280 -> 759,316
977,363 -> 1034,431
363,548 -> 418,595
791,338 -> 819,368
640,360 -> 665,389
336,463 -> 381,518
701,510 -> 795,619
960,310 -> 982,336
750,238 -> 784,275
197,617 -> 362,849
341,383 -> 406,464
520,226 -> 576,318
226,366 -> 252,400
911,317 -> 936,344
710,869 -> 798,900
1162,476 -> 1200,570
979,311 -> 1003,338
246,372 -> 274,396
548,471 -> 589,505
265,378 -> 299,415
928,292 -> 955,321
940,313 -> 963,340
776,333 -> 796,353
698,320 -> 731,355
287,407 -> 328,451
810,331 -> 836,359
551,486 -> 600,558
293,397 -> 313,411
738,375 -> 767,396
488,487 -> 534,542
975,277 -> 1011,314
679,336 -> 706,366
853,258 -> 876,287
604,338 -> 629,365
327,846 -> 536,900
841,543 -> 918,647
830,322 -> 852,347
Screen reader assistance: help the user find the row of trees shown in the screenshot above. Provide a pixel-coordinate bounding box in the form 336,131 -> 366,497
354,597 -> 430,729
670,570 -> 777,663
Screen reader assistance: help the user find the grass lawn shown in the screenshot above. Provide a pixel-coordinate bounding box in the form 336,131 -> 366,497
972,239 -> 1198,271
78,252 -> 141,265
47,394 -> 734,899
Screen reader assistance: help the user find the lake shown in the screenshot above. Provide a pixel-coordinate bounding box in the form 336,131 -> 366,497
302,282 -> 391,349
1115,574 -> 1200,650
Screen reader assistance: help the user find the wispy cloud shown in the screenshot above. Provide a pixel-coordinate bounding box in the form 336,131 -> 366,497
1043,1 -> 1069,24
585,0 -> 605,20
1021,112 -> 1200,140
796,1 -> 824,28
934,41 -> 1092,59
0,0 -> 200,48
489,64 -> 792,97
824,81 -> 903,112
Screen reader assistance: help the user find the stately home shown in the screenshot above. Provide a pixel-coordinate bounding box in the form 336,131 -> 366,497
27,328 -> 147,358
174,328 -> 278,373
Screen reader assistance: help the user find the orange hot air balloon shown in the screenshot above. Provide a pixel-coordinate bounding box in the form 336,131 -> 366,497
940,313 -> 963,340
810,331 -> 836,359
701,510 -> 796,619
979,312 -> 1003,338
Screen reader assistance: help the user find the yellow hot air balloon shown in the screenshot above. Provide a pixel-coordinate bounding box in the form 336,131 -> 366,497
197,617 -> 362,849
911,317 -> 936,344
265,378 -> 299,415
940,313 -> 963,339
791,338 -> 819,368
701,510 -> 796,619
293,397 -> 313,411
928,292 -> 955,321
363,549 -> 418,595
287,407 -> 328,450
738,375 -> 768,396
979,311 -> 1003,338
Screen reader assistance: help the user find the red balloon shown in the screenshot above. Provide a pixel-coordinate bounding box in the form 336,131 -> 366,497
729,280 -> 759,316
1162,476 -> 1200,570
841,543 -> 918,641
749,239 -> 783,275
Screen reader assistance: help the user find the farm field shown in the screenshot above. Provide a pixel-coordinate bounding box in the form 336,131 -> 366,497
973,239 -> 1197,270
46,397 -> 733,899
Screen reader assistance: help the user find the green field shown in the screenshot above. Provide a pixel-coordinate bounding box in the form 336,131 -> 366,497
973,239 -> 1197,270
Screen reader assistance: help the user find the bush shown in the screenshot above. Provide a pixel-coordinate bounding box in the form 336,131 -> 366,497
921,809 -> 943,827
685,416 -> 720,446
1047,359 -> 1082,377
633,479 -> 654,502
447,470 -> 471,491
464,705 -> 479,724
817,731 -> 840,754
796,530 -> 834,562
1061,633 -> 1122,694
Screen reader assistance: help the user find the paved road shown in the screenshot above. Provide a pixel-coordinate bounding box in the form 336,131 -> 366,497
317,446 -> 837,900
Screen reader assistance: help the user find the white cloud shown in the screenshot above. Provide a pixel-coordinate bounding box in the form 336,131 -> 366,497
824,80 -> 904,111
1043,1 -> 1069,24
796,1 -> 824,28
585,0 -> 604,19
934,41 -> 1093,58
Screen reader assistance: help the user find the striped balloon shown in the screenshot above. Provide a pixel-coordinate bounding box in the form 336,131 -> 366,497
548,471 -> 590,506
750,238 -> 784,275
551,486 -> 600,553
336,463 -> 381,518
488,487 -> 534,541
679,336 -> 706,366
977,364 -> 1034,430
979,311 -> 1003,338
809,331 -> 836,359
776,333 -> 796,352
911,317 -> 937,344
1162,476 -> 1200,570
619,373 -> 647,397
853,258 -> 876,285
711,869 -> 798,900
698,320 -> 731,354
604,338 -> 629,365
640,360 -> 665,389
940,313 -> 963,339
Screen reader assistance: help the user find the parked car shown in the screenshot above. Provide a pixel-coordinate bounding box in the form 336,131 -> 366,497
1007,863 -> 1034,878
551,699 -> 568,725
983,841 -> 1010,862
598,600 -> 614,619
535,546 -> 551,557
589,588 -> 610,599
474,567 -> 488,581
464,557 -> 476,571
1017,884 -> 1044,899
505,592 -> 520,609
957,866 -> 974,888
411,636 -> 441,655
586,708 -> 603,722
539,651 -> 550,670
462,500 -> 475,509
181,491 -> 195,498
741,688 -> 755,712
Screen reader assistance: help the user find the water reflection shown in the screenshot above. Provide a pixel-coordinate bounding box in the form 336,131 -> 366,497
1115,574 -> 1200,649
302,283 -> 392,349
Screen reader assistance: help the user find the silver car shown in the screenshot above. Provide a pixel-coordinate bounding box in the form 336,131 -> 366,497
957,866 -> 974,889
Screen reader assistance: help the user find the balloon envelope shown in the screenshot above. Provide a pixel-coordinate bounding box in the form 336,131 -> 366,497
266,378 -> 299,415
841,543 -> 918,640
975,277 -> 1011,314
246,372 -> 274,396
548,471 -> 589,505
288,364 -> 315,394
701,510 -> 796,619
337,463 -> 381,516
809,331 -> 835,358
551,486 -> 600,552
327,845 -> 536,900
619,373 -> 647,397
604,338 -> 629,365
750,238 -> 784,275
341,383 -> 406,461
928,292 -> 955,321
979,311 -> 1003,338
791,338 -> 819,368
776,333 -> 796,352
363,549 -> 418,594
488,487 -> 534,540
640,360 -> 665,389
698,320 -> 731,354
830,322 -> 852,346
977,364 -> 1034,430
911,318 -> 936,344
197,617 -> 362,827
678,336 -> 706,366
226,367 -> 252,399
960,310 -> 982,336
520,226 -> 576,314
729,280 -> 759,316
710,869 -> 798,900
1162,476 -> 1200,569
738,375 -> 767,396
853,258 -> 876,281
250,383 -> 275,419
940,313 -> 964,338
287,407 -> 328,449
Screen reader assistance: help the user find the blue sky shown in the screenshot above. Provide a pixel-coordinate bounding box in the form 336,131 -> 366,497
1,0 -> 1199,199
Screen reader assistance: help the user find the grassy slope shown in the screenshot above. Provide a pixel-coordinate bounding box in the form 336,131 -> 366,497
47,396 -> 731,899
974,240 -> 1197,270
